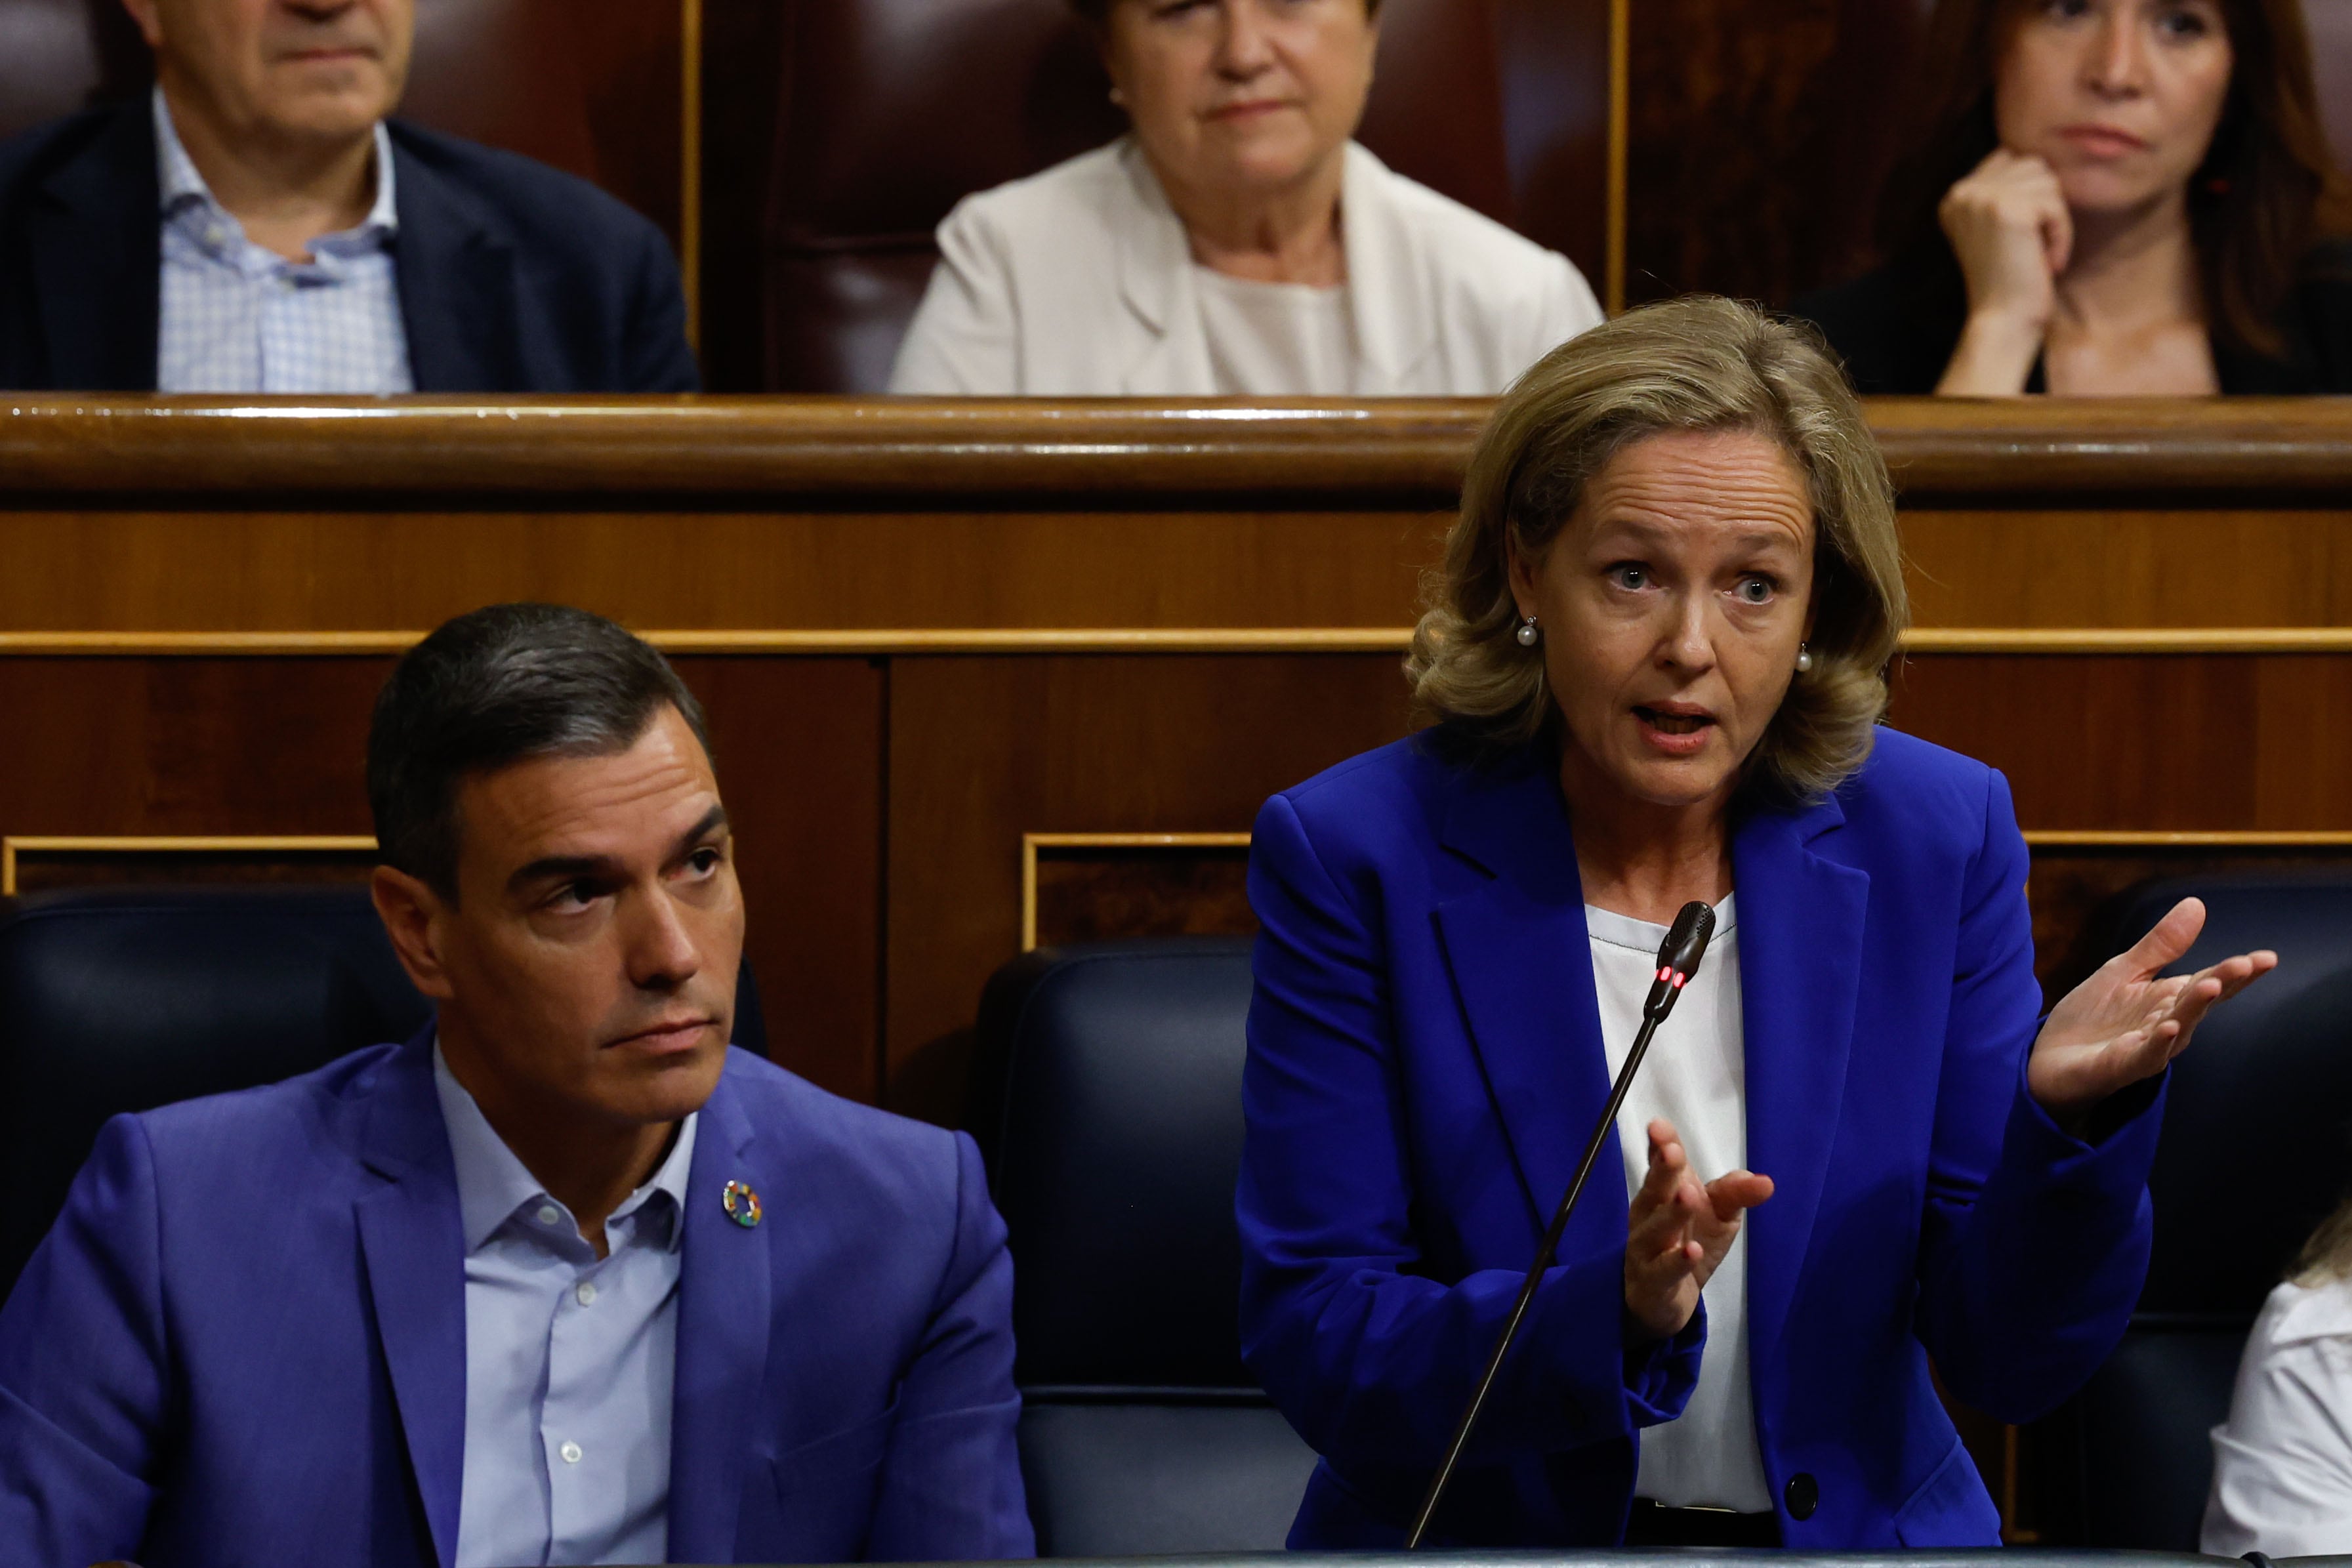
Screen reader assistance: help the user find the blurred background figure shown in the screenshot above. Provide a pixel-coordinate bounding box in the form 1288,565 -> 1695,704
2203,1193 -> 2352,1556
888,0 -> 1599,396
1795,0 -> 2352,396
0,0 -> 696,392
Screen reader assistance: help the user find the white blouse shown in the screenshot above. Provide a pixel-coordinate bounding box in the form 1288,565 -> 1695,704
1191,267 -> 1355,397
1586,896 -> 1773,1514
2203,1273 -> 2352,1555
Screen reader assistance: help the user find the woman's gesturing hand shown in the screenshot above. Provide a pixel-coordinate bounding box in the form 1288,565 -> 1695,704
1935,149 -> 2073,395
2029,897 -> 2277,1129
1623,1118 -> 1773,1342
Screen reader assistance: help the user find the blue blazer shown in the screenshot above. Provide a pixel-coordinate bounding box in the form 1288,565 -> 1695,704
0,98 -> 699,393
1236,726 -> 2164,1548
0,1032 -> 1033,1567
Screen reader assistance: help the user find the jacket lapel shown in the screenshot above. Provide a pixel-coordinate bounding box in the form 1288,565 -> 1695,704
665,1062 -> 774,1563
351,1028 -> 468,1568
28,102 -> 161,390
1338,142 -> 1437,395
385,127 -> 521,392
1111,138 -> 1213,395
1731,793 -> 1868,1376
1432,749 -> 1620,1242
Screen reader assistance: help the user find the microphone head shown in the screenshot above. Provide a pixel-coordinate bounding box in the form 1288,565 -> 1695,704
1641,901 -> 1718,1022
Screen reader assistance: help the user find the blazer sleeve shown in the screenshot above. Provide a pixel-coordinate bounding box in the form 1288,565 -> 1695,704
865,1130 -> 1033,1561
0,1115 -> 169,1564
1910,766 -> 2162,1424
888,198 -> 1020,395
620,221 -> 701,393
1237,791 -> 1703,1478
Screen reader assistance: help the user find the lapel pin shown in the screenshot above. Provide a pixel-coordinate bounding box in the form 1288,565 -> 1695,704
721,1179 -> 762,1228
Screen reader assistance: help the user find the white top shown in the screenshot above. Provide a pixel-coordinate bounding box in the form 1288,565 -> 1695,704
2203,1273 -> 2352,1555
1586,896 -> 1773,1514
888,136 -> 1602,396
1192,267 -> 1355,396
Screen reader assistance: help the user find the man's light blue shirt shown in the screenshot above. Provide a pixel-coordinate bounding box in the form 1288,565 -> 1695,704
152,87 -> 413,393
432,1045 -> 698,1568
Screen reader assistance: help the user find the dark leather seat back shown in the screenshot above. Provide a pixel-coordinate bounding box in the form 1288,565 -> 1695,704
737,0 -> 1605,391
2034,872 -> 2352,1547
0,884 -> 769,1305
976,938 -> 1316,1555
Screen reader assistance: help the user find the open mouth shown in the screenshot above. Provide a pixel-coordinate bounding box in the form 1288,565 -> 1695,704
1634,706 -> 1716,737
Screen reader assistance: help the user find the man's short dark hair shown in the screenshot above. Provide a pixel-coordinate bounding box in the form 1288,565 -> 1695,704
367,603 -> 712,898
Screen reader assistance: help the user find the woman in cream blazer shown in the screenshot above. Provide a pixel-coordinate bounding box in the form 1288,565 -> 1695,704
887,0 -> 1600,398
889,136 -> 1601,397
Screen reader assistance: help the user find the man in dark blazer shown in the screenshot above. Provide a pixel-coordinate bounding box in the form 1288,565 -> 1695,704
0,604 -> 1029,1565
0,0 -> 697,392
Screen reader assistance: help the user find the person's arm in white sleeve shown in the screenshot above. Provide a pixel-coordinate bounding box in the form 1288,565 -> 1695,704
2203,1303 -> 2352,1556
888,197 -> 1021,395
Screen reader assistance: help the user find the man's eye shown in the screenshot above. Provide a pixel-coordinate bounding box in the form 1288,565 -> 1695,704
686,848 -> 722,875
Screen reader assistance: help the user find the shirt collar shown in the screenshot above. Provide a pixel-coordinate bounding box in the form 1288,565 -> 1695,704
152,83 -> 398,242
432,1039 -> 699,1255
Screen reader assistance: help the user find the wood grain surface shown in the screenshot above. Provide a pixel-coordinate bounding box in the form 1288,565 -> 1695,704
4,397 -> 2350,501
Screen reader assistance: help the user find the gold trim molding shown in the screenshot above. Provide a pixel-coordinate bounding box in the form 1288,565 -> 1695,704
1020,832 -> 1252,951
7,626 -> 2352,658
1,835 -> 378,897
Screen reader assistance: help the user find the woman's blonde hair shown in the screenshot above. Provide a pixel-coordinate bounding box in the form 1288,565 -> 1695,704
1407,295 -> 1908,806
2294,1194 -> 2352,1285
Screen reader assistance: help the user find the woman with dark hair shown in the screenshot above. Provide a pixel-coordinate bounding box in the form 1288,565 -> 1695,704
888,0 -> 1599,396
1795,0 -> 2352,394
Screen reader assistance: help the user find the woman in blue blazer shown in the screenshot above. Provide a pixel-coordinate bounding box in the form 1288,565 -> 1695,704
1235,297 -> 2275,1549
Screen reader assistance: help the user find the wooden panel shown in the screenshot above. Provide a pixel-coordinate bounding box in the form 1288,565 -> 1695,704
5,840 -> 378,897
1028,839 -> 1254,950
1889,655 -> 2352,831
0,509 -> 1444,636
884,653 -> 1411,1123
1902,511 -> 2352,629
0,656 -> 884,1101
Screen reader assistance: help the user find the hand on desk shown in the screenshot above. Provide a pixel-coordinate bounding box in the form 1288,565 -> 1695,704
2028,896 -> 2277,1132
1624,1117 -> 1773,1341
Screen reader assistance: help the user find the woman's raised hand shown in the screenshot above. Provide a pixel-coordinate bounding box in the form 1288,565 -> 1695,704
2029,897 -> 2277,1128
1935,149 -> 2074,395
1623,1117 -> 1773,1341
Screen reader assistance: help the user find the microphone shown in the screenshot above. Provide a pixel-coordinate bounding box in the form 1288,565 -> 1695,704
1405,899 -> 1718,1549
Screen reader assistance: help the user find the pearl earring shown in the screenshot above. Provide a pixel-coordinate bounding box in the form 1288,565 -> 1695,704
1515,615 -> 1539,648
1796,643 -> 1814,673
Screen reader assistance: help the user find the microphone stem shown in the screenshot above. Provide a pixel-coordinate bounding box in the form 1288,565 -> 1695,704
1404,1009 -> 1666,1549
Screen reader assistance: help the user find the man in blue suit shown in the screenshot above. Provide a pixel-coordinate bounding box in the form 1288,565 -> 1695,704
0,604 -> 1031,1566
0,0 -> 697,392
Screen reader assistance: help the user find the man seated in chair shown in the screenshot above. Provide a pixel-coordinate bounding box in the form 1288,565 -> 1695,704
0,0 -> 698,392
0,604 -> 1031,1566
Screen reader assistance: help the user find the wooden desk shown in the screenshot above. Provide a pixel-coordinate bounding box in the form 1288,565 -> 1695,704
3,397 -> 2350,1122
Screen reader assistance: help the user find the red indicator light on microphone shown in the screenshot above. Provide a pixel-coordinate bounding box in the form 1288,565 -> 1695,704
1655,966 -> 1672,983
1671,972 -> 1688,989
